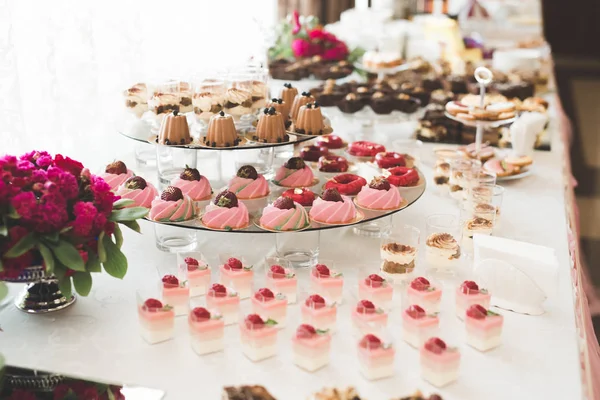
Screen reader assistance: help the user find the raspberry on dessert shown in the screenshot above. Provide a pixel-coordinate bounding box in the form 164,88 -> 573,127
245,314 -> 265,329
125,176 -> 147,190
348,141 -> 386,157
405,304 -> 426,319
324,174 -> 367,196
318,155 -> 349,173
374,152 -> 406,169
284,157 -> 306,170
369,177 -> 391,191
386,166 -> 420,187
143,298 -> 163,311
161,186 -> 184,201
300,145 -> 329,162
461,280 -> 479,294
356,300 -> 376,314
226,257 -> 243,270
296,323 -> 317,338
466,304 -> 487,319
192,307 -> 211,320
411,277 -> 430,291
185,257 -> 199,266
255,288 -> 275,301
105,160 -> 127,174
424,337 -> 446,354
366,274 -> 385,288
209,283 -> 227,297
162,274 -> 179,287
273,197 -> 295,210
236,165 -> 259,180
306,294 -> 326,309
314,264 -> 330,277
359,334 -> 382,349
180,166 -> 202,181
321,188 -> 343,202
270,265 -> 286,277
282,188 -> 316,207
214,190 -> 239,208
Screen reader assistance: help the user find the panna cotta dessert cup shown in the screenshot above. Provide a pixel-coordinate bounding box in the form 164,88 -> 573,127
239,314 -> 279,362
309,262 -> 344,304
264,259 -> 297,304
301,294 -> 337,333
219,256 -> 253,299
461,216 -> 494,252
251,288 -> 288,328
351,300 -> 388,336
420,337 -> 460,387
425,214 -> 461,270
407,277 -> 442,314
380,224 -> 420,282
179,254 -> 211,297
161,274 -> 190,316
358,273 -> 393,310
137,298 -> 175,345
456,280 -> 491,320
292,324 -> 332,372
205,283 -> 240,325
188,307 -> 225,355
357,334 -> 395,381
465,304 -> 503,351
402,305 -> 440,348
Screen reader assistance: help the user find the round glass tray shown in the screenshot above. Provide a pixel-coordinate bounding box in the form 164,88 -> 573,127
444,112 -> 518,128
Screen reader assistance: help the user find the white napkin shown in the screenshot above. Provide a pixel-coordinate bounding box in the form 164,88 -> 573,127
510,111 -> 548,157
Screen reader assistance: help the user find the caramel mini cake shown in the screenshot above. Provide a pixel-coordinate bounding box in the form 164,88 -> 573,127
253,107 -> 288,143
157,111 -> 191,145
294,102 -> 326,135
290,91 -> 315,121
280,83 -> 298,117
381,242 -> 417,274
203,111 -> 242,147
265,98 -> 291,128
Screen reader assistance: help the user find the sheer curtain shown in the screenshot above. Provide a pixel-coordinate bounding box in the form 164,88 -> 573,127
0,0 -> 276,166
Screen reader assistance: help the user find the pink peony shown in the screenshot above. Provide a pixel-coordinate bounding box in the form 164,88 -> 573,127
72,201 -> 98,237
90,175 -> 117,215
292,38 -> 313,58
308,29 -> 327,41
54,154 -> 84,177
47,166 -> 79,200
322,41 -> 349,61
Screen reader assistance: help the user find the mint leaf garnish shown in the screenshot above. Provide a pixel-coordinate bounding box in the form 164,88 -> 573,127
316,329 -> 329,335
265,318 -> 278,326
162,305 -> 173,311
487,309 -> 500,316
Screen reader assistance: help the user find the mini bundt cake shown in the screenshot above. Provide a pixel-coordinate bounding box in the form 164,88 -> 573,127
253,107 -> 288,143
158,111 -> 191,145
280,83 -> 298,117
294,102 -> 325,135
203,111 -> 242,147
290,91 -> 315,121
265,98 -> 291,128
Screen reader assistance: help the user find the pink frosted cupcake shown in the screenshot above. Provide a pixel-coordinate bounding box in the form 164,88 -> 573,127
274,157 -> 314,188
259,197 -> 309,231
202,190 -> 249,230
101,160 -> 134,191
356,177 -> 403,210
149,186 -> 195,222
115,176 -> 158,208
171,166 -> 212,201
309,188 -> 357,224
228,165 -> 270,199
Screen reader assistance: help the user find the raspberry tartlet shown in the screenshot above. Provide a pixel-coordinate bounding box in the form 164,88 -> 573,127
309,263 -> 344,304
219,257 -> 253,299
161,274 -> 189,316
266,264 -> 297,304
150,186 -> 195,222
374,152 -> 410,169
292,324 -> 332,372
324,174 -> 367,196
115,176 -> 158,208
352,300 -> 388,336
420,337 -> 460,387
206,283 -> 240,325
348,141 -> 385,158
318,155 -> 349,173
465,304 -> 503,351
356,177 -> 403,210
259,197 -> 310,231
184,257 -> 211,297
274,157 -> 315,188
386,167 -> 420,187
228,165 -> 270,200
172,166 -> 212,201
251,288 -> 288,328
240,314 -> 279,362
309,188 -> 358,225
202,190 -> 250,230
188,307 -> 225,355
137,298 -> 175,344
316,134 -> 346,150
101,160 -> 134,191
456,280 -> 491,320
300,145 -> 329,162
281,188 -> 316,207
358,334 -> 395,381
301,294 -> 337,333
402,305 -> 440,348
407,277 -> 442,314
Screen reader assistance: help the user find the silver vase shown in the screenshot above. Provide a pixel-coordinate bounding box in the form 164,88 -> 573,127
3,266 -> 76,314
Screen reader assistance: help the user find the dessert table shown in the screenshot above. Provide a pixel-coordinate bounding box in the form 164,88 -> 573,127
0,98 -> 588,399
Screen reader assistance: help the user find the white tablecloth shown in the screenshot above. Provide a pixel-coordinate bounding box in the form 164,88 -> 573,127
0,104 -> 583,400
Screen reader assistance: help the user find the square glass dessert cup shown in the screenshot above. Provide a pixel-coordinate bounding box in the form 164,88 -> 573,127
379,224 -> 420,283
465,304 -> 504,351
401,304 -> 440,348
158,263 -> 191,317
351,299 -> 389,337
357,333 -> 395,381
469,183 -> 504,225
177,251 -> 211,297
425,214 -> 462,273
188,304 -> 225,356
136,289 -> 175,345
455,280 -> 491,320
251,288 -> 288,329
309,259 -> 344,305
264,256 -> 298,304
300,293 -> 338,333
218,254 -> 254,299
406,276 -> 443,314
206,284 -> 240,326
357,270 -> 394,311
292,324 -> 332,372
420,337 -> 461,388
239,314 -> 279,362
448,159 -> 481,202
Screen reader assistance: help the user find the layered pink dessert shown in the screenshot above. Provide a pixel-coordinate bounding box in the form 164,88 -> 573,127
206,283 -> 240,325
358,334 -> 395,380
219,257 -> 253,299
407,277 -> 442,314
240,314 -> 279,362
465,304 -> 503,351
301,294 -> 337,333
402,305 -> 440,348
456,280 -> 491,320
115,176 -> 157,208
358,274 -> 393,310
260,197 -> 309,231
184,257 -> 211,297
137,298 -> 175,344
292,324 -> 331,372
150,186 -> 195,222
188,307 -> 225,355
309,188 -> 357,224
266,264 -> 297,304
356,177 -> 402,210
228,165 -> 270,199
420,337 -> 460,387
251,288 -> 288,328
351,300 -> 388,336
274,157 -> 315,188
161,274 -> 189,316
202,190 -> 249,230
309,263 -> 344,304
101,160 -> 134,191
171,166 -> 212,201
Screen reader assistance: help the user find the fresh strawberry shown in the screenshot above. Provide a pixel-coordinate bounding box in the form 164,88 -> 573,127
254,288 -> 275,302
296,324 -> 317,339
313,264 -> 330,277
305,294 -> 326,309
405,305 -> 426,319
466,304 -> 487,320
209,283 -> 227,297
410,277 -> 430,291
366,274 -> 384,288
105,160 -> 127,175
461,280 -> 479,295
226,257 -> 243,270
192,307 -> 211,321
161,186 -> 184,202
162,274 -> 179,287
359,334 -> 382,349
143,298 -> 163,311
424,337 -> 447,354
356,300 -> 376,314
245,314 -> 265,329
270,265 -> 286,278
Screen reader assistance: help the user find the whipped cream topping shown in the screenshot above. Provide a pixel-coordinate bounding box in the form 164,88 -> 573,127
250,81 -> 267,97
465,217 -> 493,231
225,88 -> 251,104
124,83 -> 148,102
381,242 -> 416,256
474,203 -> 496,214
193,92 -> 223,112
152,93 -> 179,105
426,233 -> 459,251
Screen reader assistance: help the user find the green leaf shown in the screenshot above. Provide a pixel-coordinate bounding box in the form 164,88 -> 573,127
0,282 -> 8,302
107,389 -> 116,400
54,263 -> 67,280
0,224 -> 7,237
0,257 -> 3,272
50,240 -> 85,272
42,232 -> 59,244
97,232 -> 107,263
109,207 -> 148,222
113,224 -> 123,249
7,205 -> 20,219
38,243 -> 55,275
5,233 -> 36,258
57,276 -> 73,299
102,234 -> 128,279
112,198 -> 135,210
72,271 -> 92,296
121,220 -> 141,233
86,251 -> 101,273
60,226 -> 73,234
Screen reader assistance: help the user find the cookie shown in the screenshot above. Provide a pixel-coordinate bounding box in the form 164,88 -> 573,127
487,101 -> 516,114
504,155 -> 533,167
483,158 -> 515,177
445,101 -> 469,115
470,107 -> 499,120
498,111 -> 516,120
456,112 -> 476,121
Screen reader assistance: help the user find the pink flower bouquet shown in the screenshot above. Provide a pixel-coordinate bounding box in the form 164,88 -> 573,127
0,151 -> 148,297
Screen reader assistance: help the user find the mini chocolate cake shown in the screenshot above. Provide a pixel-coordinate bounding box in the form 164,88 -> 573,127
312,60 -> 354,80
495,81 -> 535,101
393,94 -> 421,114
422,77 -> 444,92
369,92 -> 394,114
312,80 -> 346,107
445,75 -> 468,94
430,89 -> 455,105
338,93 -> 364,114
399,83 -> 431,106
